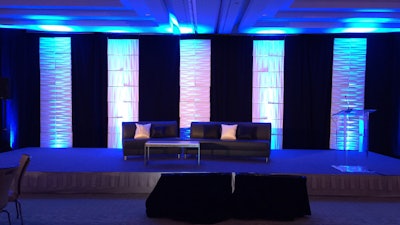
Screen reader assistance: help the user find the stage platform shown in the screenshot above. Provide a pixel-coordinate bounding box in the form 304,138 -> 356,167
1,147 -> 400,197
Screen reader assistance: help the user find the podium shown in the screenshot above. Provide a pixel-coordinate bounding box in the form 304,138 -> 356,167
332,109 -> 375,172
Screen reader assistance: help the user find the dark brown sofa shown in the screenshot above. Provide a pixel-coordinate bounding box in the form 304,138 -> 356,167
188,122 -> 271,162
122,121 -> 180,160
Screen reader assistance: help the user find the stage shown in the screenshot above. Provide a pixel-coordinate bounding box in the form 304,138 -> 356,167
0,147 -> 400,197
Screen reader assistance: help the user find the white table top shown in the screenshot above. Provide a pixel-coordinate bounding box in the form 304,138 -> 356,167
145,140 -> 200,148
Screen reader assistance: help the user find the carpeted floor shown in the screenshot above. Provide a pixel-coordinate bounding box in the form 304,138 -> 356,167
1,194 -> 399,225
1,147 -> 400,175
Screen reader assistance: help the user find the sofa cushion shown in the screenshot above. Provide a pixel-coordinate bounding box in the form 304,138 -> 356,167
151,126 -> 165,138
164,125 -> 179,137
237,125 -> 257,140
134,123 -> 151,139
221,124 -> 237,140
204,124 -> 221,139
147,121 -> 178,138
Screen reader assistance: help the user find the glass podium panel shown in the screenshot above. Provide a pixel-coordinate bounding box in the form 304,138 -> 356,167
331,109 -> 376,173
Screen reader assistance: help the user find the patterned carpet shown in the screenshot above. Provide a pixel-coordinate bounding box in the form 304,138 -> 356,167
1,194 -> 399,225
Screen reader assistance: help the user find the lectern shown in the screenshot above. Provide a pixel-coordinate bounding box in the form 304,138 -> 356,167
332,109 -> 376,152
332,109 -> 375,172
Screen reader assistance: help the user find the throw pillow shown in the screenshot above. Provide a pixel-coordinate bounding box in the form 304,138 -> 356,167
220,124 -> 237,140
134,123 -> 151,139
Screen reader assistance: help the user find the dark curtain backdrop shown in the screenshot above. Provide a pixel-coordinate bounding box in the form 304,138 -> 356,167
365,33 -> 400,157
1,30 -> 400,157
283,35 -> 334,149
0,29 -> 40,149
71,34 -> 108,147
138,35 -> 180,122
210,36 -> 253,122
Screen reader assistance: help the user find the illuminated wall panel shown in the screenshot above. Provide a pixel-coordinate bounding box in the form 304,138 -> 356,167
179,39 -> 210,135
107,39 -> 139,148
252,40 -> 285,149
39,37 -> 72,148
330,38 -> 367,151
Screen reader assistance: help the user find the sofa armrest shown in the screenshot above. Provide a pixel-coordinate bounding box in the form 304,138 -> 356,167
122,122 -> 137,139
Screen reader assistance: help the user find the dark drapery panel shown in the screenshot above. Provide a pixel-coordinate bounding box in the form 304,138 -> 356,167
210,36 -> 253,122
138,35 -> 180,122
71,34 -> 108,147
0,29 -> 40,149
283,35 -> 334,149
365,33 -> 400,157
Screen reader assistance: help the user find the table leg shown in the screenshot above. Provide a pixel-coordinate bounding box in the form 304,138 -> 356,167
144,146 -> 149,165
197,146 -> 200,165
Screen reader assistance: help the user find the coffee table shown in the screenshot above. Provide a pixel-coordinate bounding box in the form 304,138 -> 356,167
144,140 -> 201,165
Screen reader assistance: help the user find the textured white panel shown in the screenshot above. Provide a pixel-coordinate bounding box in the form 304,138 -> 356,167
108,55 -> 137,71
330,38 -> 367,151
107,39 -> 138,54
253,72 -> 284,88
253,57 -> 284,72
253,40 -> 285,149
108,71 -> 136,87
40,37 -> 73,148
108,39 -> 139,148
180,40 -> 211,128
108,102 -> 138,118
107,87 -> 138,102
180,87 -> 209,102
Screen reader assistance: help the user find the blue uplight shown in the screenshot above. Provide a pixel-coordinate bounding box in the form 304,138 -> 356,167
195,25 -> 213,34
244,27 -> 301,34
24,15 -> 70,21
329,27 -> 377,33
179,26 -> 194,34
343,18 -> 392,23
38,25 -> 74,32
9,129 -> 15,148
356,9 -> 395,13
341,27 -> 378,33
7,100 -> 16,149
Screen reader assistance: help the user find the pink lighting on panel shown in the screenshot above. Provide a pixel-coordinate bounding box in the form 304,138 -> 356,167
179,39 -> 211,129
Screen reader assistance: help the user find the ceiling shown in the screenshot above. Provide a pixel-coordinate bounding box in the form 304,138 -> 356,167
1,0 -> 400,34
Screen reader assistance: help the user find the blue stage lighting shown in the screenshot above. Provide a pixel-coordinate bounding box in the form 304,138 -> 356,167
24,15 -> 70,21
343,18 -> 392,23
244,27 -> 301,34
38,25 -> 74,32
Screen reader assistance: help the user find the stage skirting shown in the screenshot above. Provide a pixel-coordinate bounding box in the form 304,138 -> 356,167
21,171 -> 400,197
